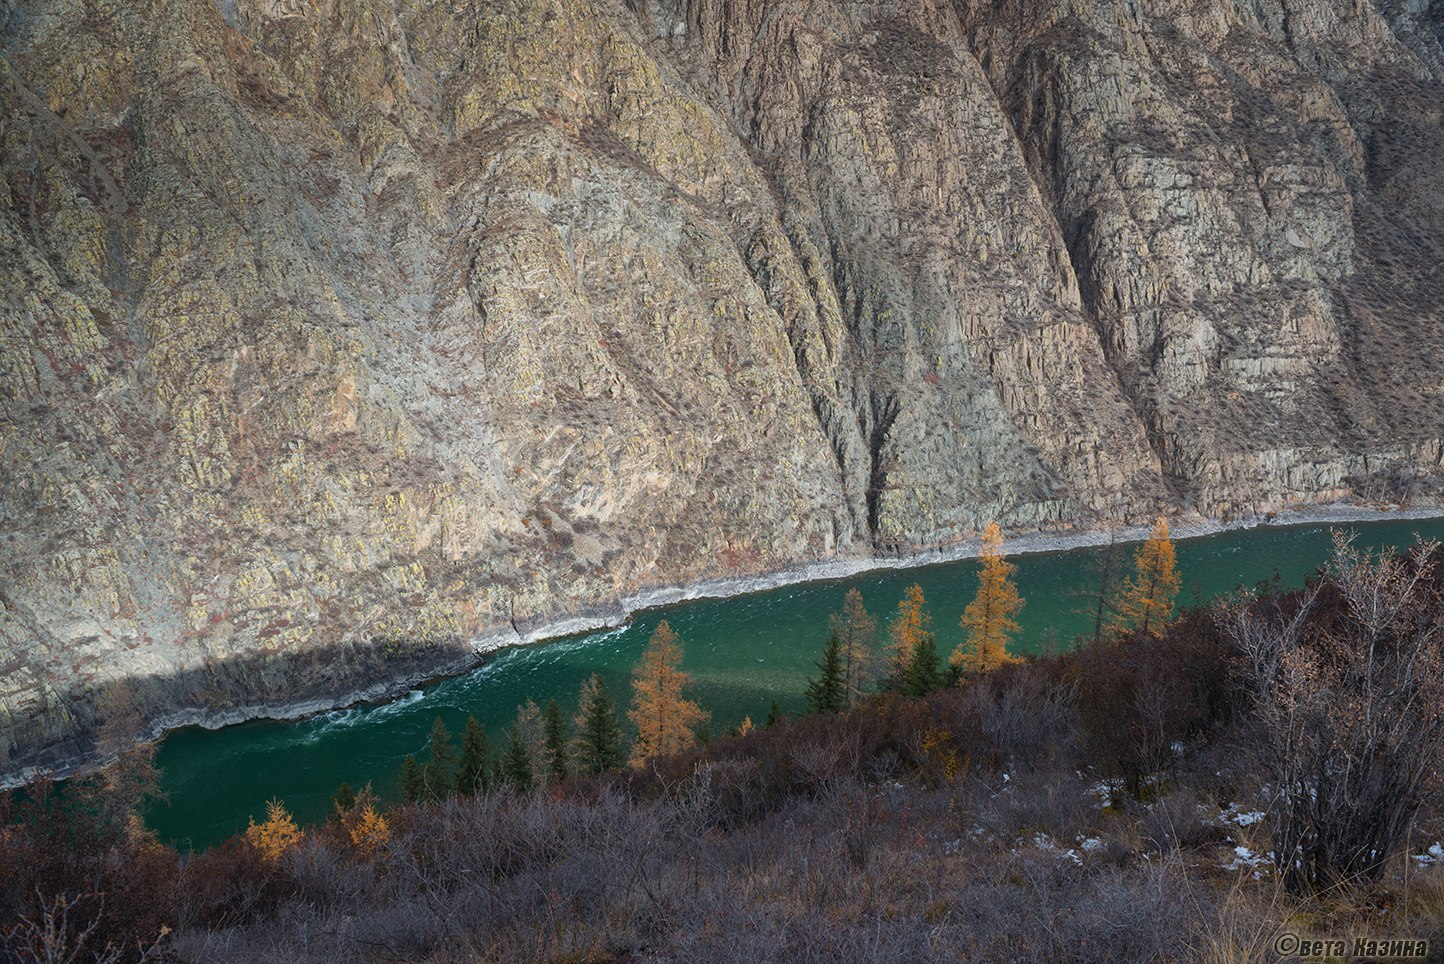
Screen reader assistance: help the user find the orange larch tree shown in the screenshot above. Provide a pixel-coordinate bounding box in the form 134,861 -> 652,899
954,521 -> 1025,675
245,798 -> 303,863
887,583 -> 932,687
628,620 -> 709,767
347,799 -> 390,855
1110,515 -> 1182,637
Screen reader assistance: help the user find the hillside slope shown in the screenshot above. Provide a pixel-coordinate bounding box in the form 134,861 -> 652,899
3,0 -> 1444,769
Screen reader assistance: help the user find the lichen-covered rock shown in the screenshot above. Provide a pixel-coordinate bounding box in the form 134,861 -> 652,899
2,0 -> 1441,772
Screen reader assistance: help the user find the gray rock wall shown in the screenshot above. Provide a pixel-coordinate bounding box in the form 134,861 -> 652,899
2,0 -> 1441,771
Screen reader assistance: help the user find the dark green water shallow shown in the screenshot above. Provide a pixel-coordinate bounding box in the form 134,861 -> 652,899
144,515 -> 1444,850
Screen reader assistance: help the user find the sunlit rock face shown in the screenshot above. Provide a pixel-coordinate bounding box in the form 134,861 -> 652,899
2,0 -> 1442,769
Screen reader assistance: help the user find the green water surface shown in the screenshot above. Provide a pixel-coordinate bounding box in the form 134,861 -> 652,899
145,515 -> 1444,850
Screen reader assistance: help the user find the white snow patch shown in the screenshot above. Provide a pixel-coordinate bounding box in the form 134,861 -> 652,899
1218,804 -> 1266,828
1222,845 -> 1273,878
1412,843 -> 1444,863
1032,832 -> 1083,866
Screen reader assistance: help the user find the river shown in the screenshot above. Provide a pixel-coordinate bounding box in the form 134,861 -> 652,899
144,514 -> 1444,850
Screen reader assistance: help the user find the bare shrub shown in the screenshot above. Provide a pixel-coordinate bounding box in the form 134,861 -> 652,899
957,665 -> 1077,771
1074,608 -> 1236,797
974,769 -> 1094,841
1139,789 -> 1212,854
1,891 -> 166,964
1227,533 -> 1444,893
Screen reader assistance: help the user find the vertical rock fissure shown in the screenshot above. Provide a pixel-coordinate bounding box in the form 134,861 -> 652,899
864,390 -> 900,544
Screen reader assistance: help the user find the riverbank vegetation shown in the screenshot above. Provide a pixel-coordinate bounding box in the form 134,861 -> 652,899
7,527 -> 1444,961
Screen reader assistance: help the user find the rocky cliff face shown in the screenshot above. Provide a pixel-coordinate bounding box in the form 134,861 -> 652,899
3,0 -> 1442,771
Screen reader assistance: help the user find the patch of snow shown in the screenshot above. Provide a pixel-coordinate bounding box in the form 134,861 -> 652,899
1411,843 -> 1444,863
1032,832 -> 1083,866
1086,781 -> 1115,808
1222,845 -> 1274,877
1217,803 -> 1266,828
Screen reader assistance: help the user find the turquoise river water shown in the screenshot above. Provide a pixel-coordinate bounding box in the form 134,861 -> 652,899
144,515 -> 1444,850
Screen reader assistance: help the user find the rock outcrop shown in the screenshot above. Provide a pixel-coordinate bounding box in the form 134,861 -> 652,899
3,0 -> 1442,772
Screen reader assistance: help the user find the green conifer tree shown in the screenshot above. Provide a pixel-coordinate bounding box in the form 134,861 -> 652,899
399,754 -> 425,803
423,716 -> 456,801
805,630 -> 848,714
572,673 -> 626,775
901,634 -> 943,697
332,782 -> 357,813
501,726 -> 534,792
455,715 -> 491,796
542,698 -> 569,784
765,701 -> 781,727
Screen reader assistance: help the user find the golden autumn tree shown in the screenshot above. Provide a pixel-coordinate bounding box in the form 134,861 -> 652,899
628,620 -> 709,767
887,584 -> 930,681
1110,515 -> 1182,637
887,583 -> 941,695
348,803 -> 390,855
245,798 -> 303,863
954,521 -> 1025,674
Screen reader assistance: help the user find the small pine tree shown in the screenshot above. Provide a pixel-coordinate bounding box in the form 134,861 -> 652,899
805,630 -> 848,714
765,701 -> 781,727
954,521 -> 1025,675
901,633 -> 943,697
572,674 -> 625,775
456,715 -> 491,796
1110,515 -> 1182,638
542,698 -> 569,784
332,782 -> 357,813
501,727 -> 534,792
423,717 -> 456,801
628,621 -> 709,767
399,754 -> 425,803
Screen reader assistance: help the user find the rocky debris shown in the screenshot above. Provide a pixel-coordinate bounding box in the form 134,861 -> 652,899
2,0 -> 1443,773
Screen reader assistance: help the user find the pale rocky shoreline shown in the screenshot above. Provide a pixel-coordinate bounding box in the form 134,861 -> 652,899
8,499 -> 1441,792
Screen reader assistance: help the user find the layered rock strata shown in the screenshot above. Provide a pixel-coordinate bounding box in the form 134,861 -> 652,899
2,0 -> 1442,771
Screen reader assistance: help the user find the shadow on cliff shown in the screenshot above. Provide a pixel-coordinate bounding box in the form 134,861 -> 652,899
2,635 -> 478,784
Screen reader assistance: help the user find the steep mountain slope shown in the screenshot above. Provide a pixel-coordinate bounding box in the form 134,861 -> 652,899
2,0 -> 1442,771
